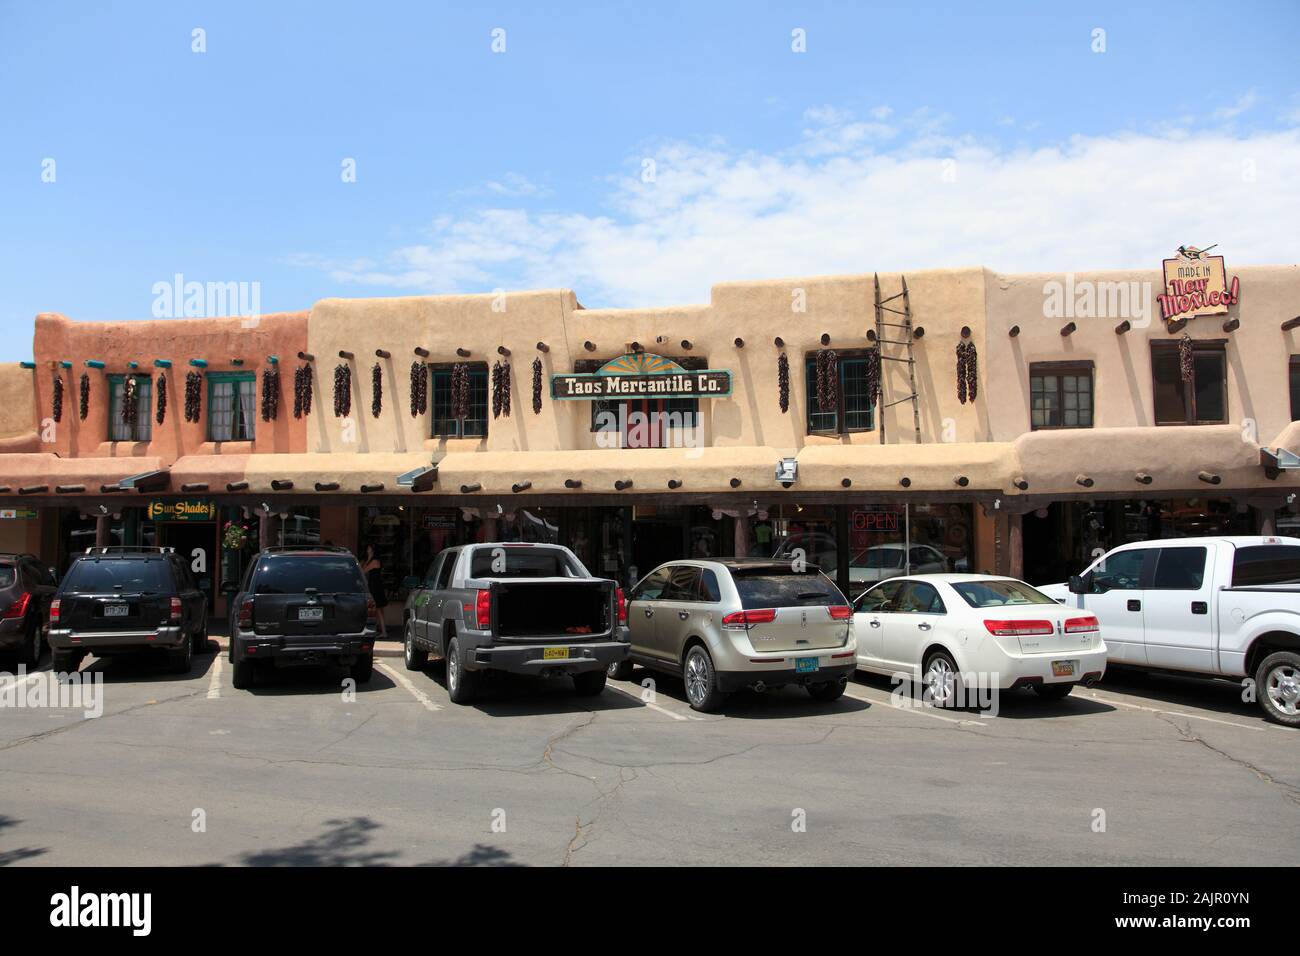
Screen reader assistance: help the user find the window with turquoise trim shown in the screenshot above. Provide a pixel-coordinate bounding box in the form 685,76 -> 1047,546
208,373 -> 256,441
107,375 -> 152,442
804,353 -> 874,434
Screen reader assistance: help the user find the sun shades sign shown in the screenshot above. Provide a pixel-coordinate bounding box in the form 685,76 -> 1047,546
552,353 -> 731,400
146,499 -> 216,522
1158,245 -> 1240,324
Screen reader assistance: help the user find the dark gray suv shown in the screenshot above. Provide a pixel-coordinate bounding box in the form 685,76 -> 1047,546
0,553 -> 58,668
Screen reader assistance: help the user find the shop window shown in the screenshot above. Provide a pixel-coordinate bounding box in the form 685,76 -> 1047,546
430,365 -> 488,438
208,372 -> 256,442
1029,362 -> 1093,429
805,353 -> 874,434
1290,356 -> 1300,422
1151,341 -> 1227,425
590,397 -> 700,445
107,375 -> 153,442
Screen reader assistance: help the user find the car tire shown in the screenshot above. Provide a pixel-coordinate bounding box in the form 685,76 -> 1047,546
1256,650 -> 1300,727
573,670 -> 607,696
807,678 -> 847,702
231,657 -> 256,690
17,615 -> 42,667
351,652 -> 374,684
1033,682 -> 1073,701
52,649 -> 83,673
922,649 -> 961,708
403,620 -> 428,672
607,657 -> 634,681
683,645 -> 727,713
446,636 -> 478,705
168,636 -> 193,674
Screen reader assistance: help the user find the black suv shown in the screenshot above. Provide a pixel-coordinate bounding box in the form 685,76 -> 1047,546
226,547 -> 378,689
48,547 -> 208,673
0,553 -> 59,668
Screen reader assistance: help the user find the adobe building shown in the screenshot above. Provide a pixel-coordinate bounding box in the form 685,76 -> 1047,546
2,253 -> 1297,625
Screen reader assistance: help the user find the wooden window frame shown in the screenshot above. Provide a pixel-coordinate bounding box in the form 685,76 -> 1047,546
429,362 -> 489,439
206,371 -> 256,442
805,349 -> 876,436
1028,360 -> 1095,431
1150,340 -> 1228,426
107,373 -> 153,443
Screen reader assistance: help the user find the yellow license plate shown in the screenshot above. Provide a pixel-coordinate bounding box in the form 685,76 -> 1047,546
1051,660 -> 1075,677
543,647 -> 570,660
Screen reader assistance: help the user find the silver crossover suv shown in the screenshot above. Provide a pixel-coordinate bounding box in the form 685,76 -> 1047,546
609,559 -> 857,711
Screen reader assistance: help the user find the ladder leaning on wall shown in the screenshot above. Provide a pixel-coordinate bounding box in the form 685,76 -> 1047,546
872,272 -> 922,444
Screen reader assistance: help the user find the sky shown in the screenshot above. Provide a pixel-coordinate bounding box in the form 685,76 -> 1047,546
1,0 -> 1299,360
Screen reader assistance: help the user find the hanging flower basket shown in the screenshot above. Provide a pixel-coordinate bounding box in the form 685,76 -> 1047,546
222,520 -> 251,551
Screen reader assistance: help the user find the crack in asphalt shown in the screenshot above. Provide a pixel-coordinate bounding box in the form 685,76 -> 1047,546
1155,712 -> 1300,806
0,689 -> 201,752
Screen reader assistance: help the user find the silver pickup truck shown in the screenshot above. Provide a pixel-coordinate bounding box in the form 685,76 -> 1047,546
400,542 -> 630,704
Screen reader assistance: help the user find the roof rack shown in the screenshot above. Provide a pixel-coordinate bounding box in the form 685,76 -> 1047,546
258,545 -> 352,555
82,546 -> 176,555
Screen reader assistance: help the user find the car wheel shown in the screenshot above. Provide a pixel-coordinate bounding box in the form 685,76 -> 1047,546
168,635 -> 193,674
446,636 -> 478,705
231,657 -> 255,690
683,645 -> 727,712
573,670 -> 607,696
607,657 -> 634,681
1256,650 -> 1300,727
17,615 -> 42,667
52,649 -> 82,674
351,652 -> 374,684
922,650 -> 960,707
807,678 -> 847,702
1033,682 -> 1073,701
403,620 -> 428,672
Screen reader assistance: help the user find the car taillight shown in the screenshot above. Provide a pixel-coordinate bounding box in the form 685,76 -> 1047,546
984,619 -> 1055,637
475,588 -> 491,629
1,592 -> 32,619
616,588 -> 627,625
49,598 -> 59,624
722,608 -> 778,628
170,596 -> 182,622
1064,615 -> 1100,633
827,605 -> 852,620
237,598 -> 253,629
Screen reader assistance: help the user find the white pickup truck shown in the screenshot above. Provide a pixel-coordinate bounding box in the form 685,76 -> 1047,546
1040,536 -> 1300,726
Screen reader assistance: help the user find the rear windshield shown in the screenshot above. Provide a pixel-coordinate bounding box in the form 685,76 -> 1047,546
254,556 -> 366,594
0,565 -> 14,588
952,579 -> 1057,608
63,559 -> 172,592
1232,545 -> 1300,587
733,572 -> 844,609
468,547 -> 581,579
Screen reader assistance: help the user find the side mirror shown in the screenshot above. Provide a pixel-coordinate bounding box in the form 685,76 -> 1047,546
1067,575 -> 1085,594
402,575 -> 420,589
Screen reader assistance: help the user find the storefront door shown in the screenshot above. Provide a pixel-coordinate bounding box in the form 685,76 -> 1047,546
159,521 -> 217,607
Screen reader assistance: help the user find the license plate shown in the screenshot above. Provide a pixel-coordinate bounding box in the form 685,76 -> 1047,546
104,604 -> 128,617
795,657 -> 819,673
298,607 -> 324,622
1051,660 -> 1075,677
543,647 -> 570,660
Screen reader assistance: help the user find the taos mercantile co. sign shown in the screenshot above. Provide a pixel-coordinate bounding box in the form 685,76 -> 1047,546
551,353 -> 732,400
147,499 -> 216,522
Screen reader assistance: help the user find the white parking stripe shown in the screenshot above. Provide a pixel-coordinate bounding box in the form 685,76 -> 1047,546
205,654 -> 223,700
604,681 -> 704,721
376,660 -> 443,712
0,671 -> 41,694
1083,687 -> 1270,732
843,684 -> 988,726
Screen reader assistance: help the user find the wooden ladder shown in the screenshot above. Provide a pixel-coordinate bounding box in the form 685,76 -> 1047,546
873,273 -> 922,444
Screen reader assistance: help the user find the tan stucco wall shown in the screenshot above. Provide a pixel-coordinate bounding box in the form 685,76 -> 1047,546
0,363 -> 38,445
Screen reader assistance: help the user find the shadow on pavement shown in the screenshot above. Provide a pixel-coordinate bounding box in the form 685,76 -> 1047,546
611,665 -> 871,719
0,815 -> 47,866
851,671 -> 1116,720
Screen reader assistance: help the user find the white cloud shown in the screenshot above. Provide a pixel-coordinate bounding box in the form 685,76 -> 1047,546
1213,89 -> 1259,121
296,110 -> 1300,308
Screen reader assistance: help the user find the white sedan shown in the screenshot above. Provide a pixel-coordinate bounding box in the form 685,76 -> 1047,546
852,574 -> 1108,703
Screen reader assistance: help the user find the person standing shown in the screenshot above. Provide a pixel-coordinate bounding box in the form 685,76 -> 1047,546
361,543 -> 388,638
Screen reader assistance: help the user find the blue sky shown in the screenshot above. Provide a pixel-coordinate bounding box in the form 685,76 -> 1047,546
2,0 -> 1299,359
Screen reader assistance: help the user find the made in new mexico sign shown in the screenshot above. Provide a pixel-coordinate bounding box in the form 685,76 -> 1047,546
551,353 -> 731,400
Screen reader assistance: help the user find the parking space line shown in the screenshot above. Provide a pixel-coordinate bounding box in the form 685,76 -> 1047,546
205,654 -> 223,700
1082,688 -> 1270,732
843,684 -> 988,726
0,670 -> 42,694
604,681 -> 705,721
375,660 -> 443,712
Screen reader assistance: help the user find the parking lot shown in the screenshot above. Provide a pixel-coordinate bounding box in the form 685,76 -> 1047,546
2,637 -> 1298,868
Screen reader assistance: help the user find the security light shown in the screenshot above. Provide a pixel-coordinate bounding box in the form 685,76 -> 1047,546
775,457 -> 798,483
